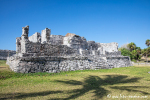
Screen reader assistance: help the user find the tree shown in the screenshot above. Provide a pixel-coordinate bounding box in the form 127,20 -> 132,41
145,39 -> 150,47
119,45 -> 141,62
136,47 -> 142,57
131,50 -> 141,62
145,39 -> 150,63
141,48 -> 147,57
142,47 -> 150,63
118,48 -> 132,59
127,42 -> 136,51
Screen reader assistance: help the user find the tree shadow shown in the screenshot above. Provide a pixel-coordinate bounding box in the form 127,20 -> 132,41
49,75 -> 149,100
110,86 -> 150,95
0,75 -> 149,100
0,67 -> 7,68
0,90 -> 63,100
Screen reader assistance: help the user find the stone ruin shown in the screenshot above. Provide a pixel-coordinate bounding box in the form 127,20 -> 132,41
0,50 -> 16,60
6,25 -> 132,73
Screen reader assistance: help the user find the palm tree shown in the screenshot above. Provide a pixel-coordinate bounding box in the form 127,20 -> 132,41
145,39 -> 150,47
135,47 -> 141,63
127,42 -> 136,51
145,39 -> 150,63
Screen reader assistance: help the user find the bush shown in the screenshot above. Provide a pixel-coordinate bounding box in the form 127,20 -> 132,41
119,48 -> 132,58
131,50 -> 141,60
131,59 -> 137,63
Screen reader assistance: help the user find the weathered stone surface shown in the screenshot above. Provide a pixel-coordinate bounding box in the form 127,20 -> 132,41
107,56 -> 132,68
6,25 -> 132,73
49,35 -> 64,45
29,32 -> 41,43
99,42 -> 118,54
22,25 -> 29,38
0,50 -> 16,60
41,28 -> 51,43
63,35 -> 88,51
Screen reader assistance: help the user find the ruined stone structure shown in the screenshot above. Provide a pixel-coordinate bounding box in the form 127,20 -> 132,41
6,26 -> 132,73
0,50 -> 16,60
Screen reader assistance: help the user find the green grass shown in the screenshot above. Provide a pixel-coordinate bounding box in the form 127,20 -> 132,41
0,60 -> 150,100
0,60 -> 9,67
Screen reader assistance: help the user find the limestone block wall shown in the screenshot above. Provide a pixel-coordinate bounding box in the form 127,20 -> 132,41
0,50 -> 16,60
7,56 -> 91,73
25,42 -> 41,53
107,56 -> 132,68
16,37 -> 21,53
100,42 -> 118,54
7,55 -> 133,73
97,46 -> 103,55
105,51 -> 122,57
49,35 -> 64,45
29,32 -> 41,43
63,36 -> 72,47
63,35 -> 88,50
6,54 -> 132,73
80,37 -> 88,50
87,41 -> 98,50
24,42 -> 77,56
6,55 -> 20,71
82,50 -> 100,56
41,28 -> 51,43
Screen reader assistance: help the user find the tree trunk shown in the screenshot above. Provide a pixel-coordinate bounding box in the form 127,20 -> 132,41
146,54 -> 148,63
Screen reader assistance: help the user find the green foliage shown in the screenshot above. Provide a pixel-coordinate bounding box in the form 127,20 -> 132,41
119,46 -> 142,61
135,47 -> 141,53
141,48 -> 147,56
118,47 -> 122,51
145,39 -> 150,47
144,39 -> 150,63
131,59 -> 137,63
120,43 -> 142,61
131,50 -> 137,59
131,50 -> 141,60
127,42 -> 136,51
0,60 -> 8,67
119,48 -> 132,59
141,47 -> 150,57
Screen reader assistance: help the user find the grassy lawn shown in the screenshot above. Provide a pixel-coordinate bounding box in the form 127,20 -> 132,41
0,60 -> 150,100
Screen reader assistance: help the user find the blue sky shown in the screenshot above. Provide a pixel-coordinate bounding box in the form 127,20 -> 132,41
0,0 -> 150,50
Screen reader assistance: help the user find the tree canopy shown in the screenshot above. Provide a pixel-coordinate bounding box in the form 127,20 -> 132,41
145,39 -> 150,47
127,42 -> 136,51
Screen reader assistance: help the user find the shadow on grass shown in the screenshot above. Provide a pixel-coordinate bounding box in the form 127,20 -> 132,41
110,86 -> 150,95
0,67 -> 7,69
0,90 -> 63,100
50,75 -> 149,100
0,75 -> 149,100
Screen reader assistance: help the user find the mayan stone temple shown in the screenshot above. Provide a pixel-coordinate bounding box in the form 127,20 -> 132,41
6,25 -> 132,73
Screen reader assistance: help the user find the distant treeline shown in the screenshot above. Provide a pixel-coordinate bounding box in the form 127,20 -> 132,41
119,39 -> 150,62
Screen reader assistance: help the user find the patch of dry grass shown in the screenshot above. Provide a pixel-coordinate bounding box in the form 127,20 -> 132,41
0,60 -> 9,71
